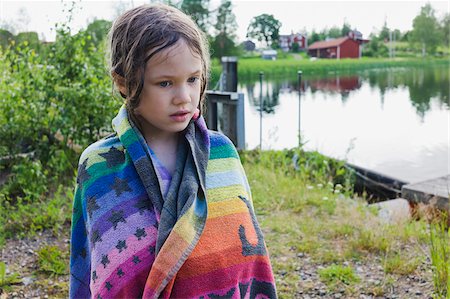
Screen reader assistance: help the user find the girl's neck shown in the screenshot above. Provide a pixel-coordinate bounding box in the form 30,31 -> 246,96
146,133 -> 179,175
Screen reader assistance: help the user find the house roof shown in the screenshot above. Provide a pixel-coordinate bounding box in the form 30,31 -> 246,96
308,37 -> 350,50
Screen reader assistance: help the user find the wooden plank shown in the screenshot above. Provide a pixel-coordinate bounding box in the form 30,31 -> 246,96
401,175 -> 449,211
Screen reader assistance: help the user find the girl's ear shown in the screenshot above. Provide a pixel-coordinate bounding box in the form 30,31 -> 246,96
112,72 -> 127,96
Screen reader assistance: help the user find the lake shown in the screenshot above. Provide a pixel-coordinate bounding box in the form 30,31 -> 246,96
237,66 -> 449,184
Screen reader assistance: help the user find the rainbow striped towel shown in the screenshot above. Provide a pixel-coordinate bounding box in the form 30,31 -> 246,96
70,105 -> 276,298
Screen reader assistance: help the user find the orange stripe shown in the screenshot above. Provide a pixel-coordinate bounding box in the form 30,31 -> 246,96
176,212 -> 266,279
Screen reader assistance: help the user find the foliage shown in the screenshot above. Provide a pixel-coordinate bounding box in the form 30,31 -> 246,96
180,0 -> 210,33
37,245 -> 68,276
0,21 -> 118,246
318,264 -> 360,288
409,3 -> 443,56
363,35 -> 389,57
341,22 -> 352,37
440,13 -> 450,47
85,19 -> 112,47
0,261 -> 21,290
210,0 -> 238,58
246,14 -> 281,49
429,215 -> 449,298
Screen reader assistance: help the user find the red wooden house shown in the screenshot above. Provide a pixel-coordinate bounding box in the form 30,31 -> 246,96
308,37 -> 362,59
279,33 -> 307,52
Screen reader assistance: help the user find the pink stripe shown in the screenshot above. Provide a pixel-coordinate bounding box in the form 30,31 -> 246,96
171,260 -> 274,297
91,225 -> 157,290
95,246 -> 156,298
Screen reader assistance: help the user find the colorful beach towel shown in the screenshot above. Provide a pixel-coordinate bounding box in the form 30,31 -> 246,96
70,105 -> 276,298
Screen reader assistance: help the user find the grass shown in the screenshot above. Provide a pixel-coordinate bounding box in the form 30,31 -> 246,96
37,245 -> 68,276
0,185 -> 73,245
318,264 -> 360,289
241,150 -> 433,298
0,148 -> 445,298
210,55 -> 450,84
429,215 -> 449,298
0,261 -> 21,291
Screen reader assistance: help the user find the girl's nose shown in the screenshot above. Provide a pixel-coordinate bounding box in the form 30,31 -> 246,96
173,84 -> 191,105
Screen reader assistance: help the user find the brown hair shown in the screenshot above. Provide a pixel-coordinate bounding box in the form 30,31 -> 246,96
109,3 -> 210,115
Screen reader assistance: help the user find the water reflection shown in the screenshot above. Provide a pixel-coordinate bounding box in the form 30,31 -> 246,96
239,66 -> 449,183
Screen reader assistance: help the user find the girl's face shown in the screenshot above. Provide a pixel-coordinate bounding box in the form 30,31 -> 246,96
134,39 -> 202,140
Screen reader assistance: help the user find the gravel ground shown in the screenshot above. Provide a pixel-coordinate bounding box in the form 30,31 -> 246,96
0,229 -> 436,299
0,230 -> 69,299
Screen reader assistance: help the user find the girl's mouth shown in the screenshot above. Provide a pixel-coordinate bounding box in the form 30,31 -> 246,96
170,110 -> 190,122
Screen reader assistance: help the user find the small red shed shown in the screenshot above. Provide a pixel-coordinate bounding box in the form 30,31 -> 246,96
308,37 -> 361,59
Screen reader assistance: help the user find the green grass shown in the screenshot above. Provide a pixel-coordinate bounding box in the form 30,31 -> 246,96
0,261 -> 21,290
210,55 -> 450,84
0,185 -> 73,245
0,148 -> 443,297
429,215 -> 449,298
241,150 -> 432,297
318,264 -> 360,288
37,245 -> 68,276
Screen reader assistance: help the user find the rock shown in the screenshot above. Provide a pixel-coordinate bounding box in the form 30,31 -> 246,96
370,198 -> 411,223
22,276 -> 34,286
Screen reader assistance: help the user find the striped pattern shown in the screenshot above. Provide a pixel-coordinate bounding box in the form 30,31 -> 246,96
70,105 -> 276,298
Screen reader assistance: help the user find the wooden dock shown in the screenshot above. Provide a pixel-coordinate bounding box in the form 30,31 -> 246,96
402,175 -> 449,212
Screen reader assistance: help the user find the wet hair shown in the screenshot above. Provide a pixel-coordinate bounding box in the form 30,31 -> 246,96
109,3 -> 210,115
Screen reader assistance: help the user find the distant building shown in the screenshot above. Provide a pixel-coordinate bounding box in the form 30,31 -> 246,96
241,40 -> 256,52
261,49 -> 277,60
307,31 -> 369,59
279,33 -> 307,52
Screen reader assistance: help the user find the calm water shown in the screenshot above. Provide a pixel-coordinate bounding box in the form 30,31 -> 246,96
238,67 -> 449,183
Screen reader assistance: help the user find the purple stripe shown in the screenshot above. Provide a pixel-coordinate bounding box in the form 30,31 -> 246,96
90,193 -> 154,237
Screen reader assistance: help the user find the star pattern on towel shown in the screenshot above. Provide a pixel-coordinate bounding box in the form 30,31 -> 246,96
92,270 -> 98,283
111,177 -> 132,196
79,248 -> 87,259
91,230 -> 102,248
99,147 -> 125,168
133,197 -> 151,214
117,268 -> 125,277
87,195 -> 100,218
132,255 -> 141,264
134,227 -> 147,240
116,240 -> 127,253
101,254 -> 110,268
108,210 -> 126,230
105,281 -> 113,291
77,159 -> 90,188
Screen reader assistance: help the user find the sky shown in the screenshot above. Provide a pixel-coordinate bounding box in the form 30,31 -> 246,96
0,0 -> 448,42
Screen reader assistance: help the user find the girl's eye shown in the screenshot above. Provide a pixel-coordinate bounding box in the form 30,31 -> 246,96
187,77 -> 199,83
159,81 -> 171,87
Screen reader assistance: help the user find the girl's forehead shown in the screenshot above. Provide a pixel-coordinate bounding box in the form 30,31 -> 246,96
147,39 -> 201,66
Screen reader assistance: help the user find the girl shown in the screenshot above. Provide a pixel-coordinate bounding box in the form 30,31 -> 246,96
70,4 -> 276,298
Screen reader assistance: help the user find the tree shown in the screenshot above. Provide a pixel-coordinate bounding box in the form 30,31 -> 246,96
327,26 -> 342,38
379,21 -> 390,41
409,3 -> 442,56
246,14 -> 281,48
341,21 -> 351,37
211,0 -> 238,58
440,13 -> 450,47
86,19 -> 112,46
181,0 -> 210,33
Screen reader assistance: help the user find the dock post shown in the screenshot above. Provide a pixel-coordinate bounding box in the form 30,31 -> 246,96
221,56 -> 238,92
259,71 -> 264,150
298,70 -> 302,147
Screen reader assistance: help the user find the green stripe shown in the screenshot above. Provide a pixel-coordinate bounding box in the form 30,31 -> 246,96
71,187 -> 83,226
207,157 -> 240,173
209,144 -> 238,160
